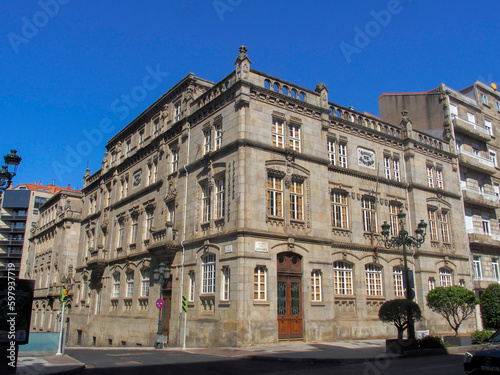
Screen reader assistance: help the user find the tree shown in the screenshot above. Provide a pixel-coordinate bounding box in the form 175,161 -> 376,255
379,299 -> 422,340
426,286 -> 479,336
480,283 -> 500,329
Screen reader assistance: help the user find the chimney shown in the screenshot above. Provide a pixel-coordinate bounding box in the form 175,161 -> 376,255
67,184 -> 71,189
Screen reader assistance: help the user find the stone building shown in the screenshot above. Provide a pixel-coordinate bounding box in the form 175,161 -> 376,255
68,47 -> 474,348
379,81 -> 500,309
24,189 -> 82,333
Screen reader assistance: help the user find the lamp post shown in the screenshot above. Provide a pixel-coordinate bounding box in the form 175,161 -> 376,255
153,262 -> 170,349
381,211 -> 427,342
0,150 -> 22,192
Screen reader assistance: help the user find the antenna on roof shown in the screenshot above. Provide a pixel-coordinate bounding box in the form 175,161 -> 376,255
86,160 -> 90,169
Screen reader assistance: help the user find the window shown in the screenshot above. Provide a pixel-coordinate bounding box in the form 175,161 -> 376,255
492,258 -> 500,281
272,118 -> 284,148
483,219 -> 491,235
311,270 -> 322,302
497,101 -> 500,112
201,185 -> 211,222
289,181 -> 303,220
130,216 -> 138,244
428,209 -> 438,241
467,112 -> 476,124
189,272 -> 195,302
267,176 -> 283,217
450,104 -> 458,117
254,266 -> 267,301
362,197 -> 376,232
439,267 -> 453,286
384,156 -> 391,179
427,166 -> 434,188
338,143 -> 348,168
95,289 -> 102,315
490,150 -> 497,167
221,266 -> 230,301
174,102 -> 181,122
201,254 -> 216,294
289,124 -> 301,152
333,261 -> 353,295
485,119 -> 493,135
203,129 -> 211,155
436,169 -> 444,189
473,256 -> 482,279
113,272 -> 120,298
152,159 -> 158,183
389,203 -> 400,236
171,149 -> 179,173
126,270 -> 134,297
328,139 -> 336,165
481,93 -> 488,105
393,159 -> 401,182
214,123 -> 222,150
166,203 -> 175,223
126,138 -> 131,153
331,191 -> 349,229
439,212 -> 450,243
139,129 -> 144,147
393,266 -> 404,298
154,119 -> 159,134
117,221 -> 125,248
428,277 -> 435,291
145,209 -> 154,240
141,268 -> 150,297
365,264 -> 383,296
215,178 -> 225,219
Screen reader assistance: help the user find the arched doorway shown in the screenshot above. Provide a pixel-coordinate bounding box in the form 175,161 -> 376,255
277,252 -> 303,340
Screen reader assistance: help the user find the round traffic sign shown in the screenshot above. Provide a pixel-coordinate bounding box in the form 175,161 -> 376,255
156,298 -> 163,309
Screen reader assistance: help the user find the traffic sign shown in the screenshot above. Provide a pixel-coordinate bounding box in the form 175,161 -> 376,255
156,298 -> 163,309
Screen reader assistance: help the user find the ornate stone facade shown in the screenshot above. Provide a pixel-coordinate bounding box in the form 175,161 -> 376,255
68,48 -> 474,348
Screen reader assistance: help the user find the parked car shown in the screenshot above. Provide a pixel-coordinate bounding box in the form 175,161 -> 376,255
464,329 -> 500,374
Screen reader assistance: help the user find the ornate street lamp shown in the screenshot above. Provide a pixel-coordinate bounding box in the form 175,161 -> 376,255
381,211 -> 427,342
153,262 -> 170,349
0,150 -> 22,192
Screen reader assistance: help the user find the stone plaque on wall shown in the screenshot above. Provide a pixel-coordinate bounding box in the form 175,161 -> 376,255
357,148 -> 375,169
255,241 -> 269,252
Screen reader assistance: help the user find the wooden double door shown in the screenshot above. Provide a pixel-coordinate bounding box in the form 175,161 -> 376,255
277,252 -> 303,340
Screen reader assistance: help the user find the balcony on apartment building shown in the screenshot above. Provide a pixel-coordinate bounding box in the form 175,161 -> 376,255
458,149 -> 497,174
467,229 -> 500,248
86,246 -> 108,270
472,276 -> 500,290
0,249 -> 22,258
0,224 -> 25,233
0,239 -> 24,246
452,114 -> 492,142
462,187 -> 500,209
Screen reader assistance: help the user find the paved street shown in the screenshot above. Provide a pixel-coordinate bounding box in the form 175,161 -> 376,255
66,348 -> 466,375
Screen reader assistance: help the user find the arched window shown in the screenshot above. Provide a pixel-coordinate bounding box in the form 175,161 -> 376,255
299,92 -> 305,101
273,83 -> 280,92
126,270 -> 134,297
141,268 -> 150,297
113,272 -> 120,298
264,80 -> 271,90
291,89 -> 297,99
311,270 -> 322,302
333,261 -> 353,295
282,86 -> 288,96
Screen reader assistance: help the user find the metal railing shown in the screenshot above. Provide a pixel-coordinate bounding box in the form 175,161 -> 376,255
458,149 -> 495,168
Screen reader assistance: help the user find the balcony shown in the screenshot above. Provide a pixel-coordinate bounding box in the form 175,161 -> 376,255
0,214 -> 27,221
453,115 -> 491,142
462,188 -> 500,209
458,150 -> 497,174
0,225 -> 26,233
467,229 -> 500,249
86,249 -> 108,271
0,250 -> 22,258
0,239 -> 24,246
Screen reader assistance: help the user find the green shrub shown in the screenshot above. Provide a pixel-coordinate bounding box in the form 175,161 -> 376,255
471,330 -> 494,344
481,284 -> 500,329
418,335 -> 445,349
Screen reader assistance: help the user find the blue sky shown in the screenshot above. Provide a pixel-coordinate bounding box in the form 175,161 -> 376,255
1,0 -> 499,190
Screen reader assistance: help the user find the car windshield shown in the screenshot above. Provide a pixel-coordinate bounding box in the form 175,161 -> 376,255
490,330 -> 500,344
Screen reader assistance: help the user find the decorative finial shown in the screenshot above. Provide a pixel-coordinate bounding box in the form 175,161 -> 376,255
239,45 -> 247,54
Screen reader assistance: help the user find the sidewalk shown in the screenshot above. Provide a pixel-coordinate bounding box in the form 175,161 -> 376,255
16,355 -> 85,375
15,339 -> 474,373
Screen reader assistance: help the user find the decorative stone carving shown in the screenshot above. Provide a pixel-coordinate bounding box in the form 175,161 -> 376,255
235,45 -> 251,80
